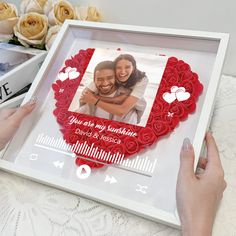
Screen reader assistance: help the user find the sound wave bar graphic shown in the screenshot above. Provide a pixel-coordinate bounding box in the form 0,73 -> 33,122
36,133 -> 125,164
35,133 -> 157,175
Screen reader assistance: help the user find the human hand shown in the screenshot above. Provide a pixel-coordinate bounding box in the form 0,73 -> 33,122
0,99 -> 36,150
176,132 -> 226,236
80,90 -> 98,104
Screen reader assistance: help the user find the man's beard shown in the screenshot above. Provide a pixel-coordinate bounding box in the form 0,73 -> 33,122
98,84 -> 116,95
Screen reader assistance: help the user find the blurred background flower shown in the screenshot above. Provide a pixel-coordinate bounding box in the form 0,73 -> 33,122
0,0 -> 102,50
14,12 -> 48,47
45,24 -> 61,50
45,0 -> 78,26
0,2 -> 19,40
20,0 -> 47,14
77,6 -> 101,22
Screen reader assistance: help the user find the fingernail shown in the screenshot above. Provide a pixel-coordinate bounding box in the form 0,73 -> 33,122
182,138 -> 191,151
196,167 -> 205,174
28,96 -> 37,105
25,96 -> 37,106
208,131 -> 212,135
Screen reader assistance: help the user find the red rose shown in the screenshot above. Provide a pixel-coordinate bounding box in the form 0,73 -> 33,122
151,100 -> 169,114
67,133 -> 81,144
167,57 -> 178,66
126,123 -> 141,133
163,67 -> 179,80
107,143 -> 125,156
138,127 -> 156,145
55,98 -> 71,109
146,112 -> 155,124
65,59 -> 79,69
152,120 -> 170,137
181,80 -> 195,94
181,70 -> 194,81
169,102 -> 186,119
56,110 -> 69,124
177,61 -> 190,71
123,136 -> 140,154
181,96 -> 196,113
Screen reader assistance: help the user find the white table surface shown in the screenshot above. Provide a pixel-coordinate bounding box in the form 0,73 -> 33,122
0,75 -> 235,236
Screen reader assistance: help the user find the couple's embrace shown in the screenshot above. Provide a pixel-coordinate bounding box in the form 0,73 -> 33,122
78,54 -> 148,125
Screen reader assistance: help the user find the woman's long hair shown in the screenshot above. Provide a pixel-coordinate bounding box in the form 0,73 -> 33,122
114,54 -> 146,89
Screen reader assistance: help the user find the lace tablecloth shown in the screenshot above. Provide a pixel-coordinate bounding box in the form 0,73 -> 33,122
0,75 -> 235,236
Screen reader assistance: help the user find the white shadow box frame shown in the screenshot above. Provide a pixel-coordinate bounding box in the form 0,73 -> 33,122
0,21 -> 229,227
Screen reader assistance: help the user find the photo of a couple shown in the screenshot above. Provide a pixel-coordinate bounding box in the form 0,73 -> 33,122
69,49 -> 167,127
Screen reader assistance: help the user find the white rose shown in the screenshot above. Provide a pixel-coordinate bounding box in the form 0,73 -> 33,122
45,0 -> 77,26
76,6 -> 88,21
0,2 -> 18,40
87,6 -> 102,22
77,6 -> 102,22
14,12 -> 48,47
20,0 -> 47,14
45,25 -> 61,50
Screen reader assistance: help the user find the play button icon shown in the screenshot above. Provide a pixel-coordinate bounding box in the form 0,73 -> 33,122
76,164 -> 91,179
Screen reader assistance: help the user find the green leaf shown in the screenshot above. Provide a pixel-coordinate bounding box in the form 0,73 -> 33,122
8,35 -> 23,46
32,44 -> 46,50
8,35 -> 46,50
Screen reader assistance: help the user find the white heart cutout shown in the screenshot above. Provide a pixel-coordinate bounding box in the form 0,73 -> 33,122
65,67 -> 72,73
69,71 -> 80,79
171,86 -> 179,93
177,87 -> 186,92
58,72 -> 68,81
163,92 -> 176,103
176,90 -> 190,101
171,86 -> 186,93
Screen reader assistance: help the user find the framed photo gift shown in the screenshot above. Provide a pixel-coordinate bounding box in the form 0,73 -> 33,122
0,21 -> 229,227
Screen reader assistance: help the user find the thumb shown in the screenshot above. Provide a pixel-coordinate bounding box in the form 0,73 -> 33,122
178,138 -> 195,179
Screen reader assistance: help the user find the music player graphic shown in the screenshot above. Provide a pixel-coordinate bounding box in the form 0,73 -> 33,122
33,133 -> 157,177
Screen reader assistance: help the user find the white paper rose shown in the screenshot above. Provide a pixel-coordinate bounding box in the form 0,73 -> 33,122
13,12 -> 48,47
20,0 -> 47,14
45,0 -> 77,26
0,2 -> 18,40
45,25 -> 61,50
77,6 -> 102,22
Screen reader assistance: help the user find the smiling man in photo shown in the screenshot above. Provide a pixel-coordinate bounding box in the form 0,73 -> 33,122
83,60 -> 118,120
77,61 -> 131,121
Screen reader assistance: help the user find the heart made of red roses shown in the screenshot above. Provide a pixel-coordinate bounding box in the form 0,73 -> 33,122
52,48 -> 203,168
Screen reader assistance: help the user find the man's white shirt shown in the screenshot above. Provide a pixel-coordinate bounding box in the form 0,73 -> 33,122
94,91 -> 116,119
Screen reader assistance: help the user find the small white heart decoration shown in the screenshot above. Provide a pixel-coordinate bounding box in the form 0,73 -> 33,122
58,72 -> 68,81
163,92 -> 176,103
69,71 -> 80,79
176,90 -> 190,101
171,86 -> 186,93
177,87 -> 186,92
171,86 -> 179,93
65,67 -> 72,73
70,67 -> 77,72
